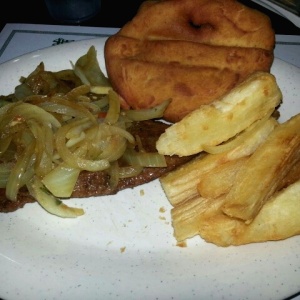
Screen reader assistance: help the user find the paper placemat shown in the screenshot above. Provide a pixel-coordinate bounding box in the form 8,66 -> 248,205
0,23 -> 119,64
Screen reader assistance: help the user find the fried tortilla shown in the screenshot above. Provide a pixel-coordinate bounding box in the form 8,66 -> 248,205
104,0 -> 275,122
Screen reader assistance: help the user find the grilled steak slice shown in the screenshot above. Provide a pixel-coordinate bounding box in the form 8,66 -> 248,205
0,120 -> 195,213
0,188 -> 36,213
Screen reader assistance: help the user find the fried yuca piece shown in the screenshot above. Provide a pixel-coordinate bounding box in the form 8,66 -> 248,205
198,180 -> 300,247
222,113 -> 300,222
197,156 -> 249,199
171,195 -> 226,242
279,157 -> 300,189
156,72 -> 282,156
197,150 -> 300,200
171,156 -> 300,243
160,117 -> 278,206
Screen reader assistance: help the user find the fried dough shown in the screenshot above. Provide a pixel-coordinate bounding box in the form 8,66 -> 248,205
104,0 -> 275,122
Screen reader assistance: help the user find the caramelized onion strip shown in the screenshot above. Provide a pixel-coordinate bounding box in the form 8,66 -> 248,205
27,177 -> 84,218
104,89 -> 121,124
123,99 -> 171,121
43,96 -> 97,123
123,148 -> 167,167
6,141 -> 36,201
55,118 -> 110,171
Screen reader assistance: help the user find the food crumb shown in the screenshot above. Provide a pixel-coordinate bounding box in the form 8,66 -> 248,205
159,206 -> 166,213
159,216 -> 166,221
140,189 -> 145,196
120,247 -> 126,253
176,240 -> 187,248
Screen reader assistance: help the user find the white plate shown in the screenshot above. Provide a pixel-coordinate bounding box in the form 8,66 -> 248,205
0,37 -> 300,300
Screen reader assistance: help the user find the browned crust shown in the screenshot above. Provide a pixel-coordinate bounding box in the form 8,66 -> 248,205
104,0 -> 275,122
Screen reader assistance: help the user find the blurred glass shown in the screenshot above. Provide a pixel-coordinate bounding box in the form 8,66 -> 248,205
44,0 -> 101,24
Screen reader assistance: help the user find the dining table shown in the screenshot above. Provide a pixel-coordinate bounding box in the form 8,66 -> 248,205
0,1 -> 300,300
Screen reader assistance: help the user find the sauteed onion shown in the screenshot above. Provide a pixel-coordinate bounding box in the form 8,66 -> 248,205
0,46 -> 169,218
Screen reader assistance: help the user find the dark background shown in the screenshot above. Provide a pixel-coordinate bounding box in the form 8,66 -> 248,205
1,0 -> 300,35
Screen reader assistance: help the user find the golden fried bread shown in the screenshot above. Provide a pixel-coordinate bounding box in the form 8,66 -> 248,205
104,0 -> 275,122
118,0 -> 274,49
